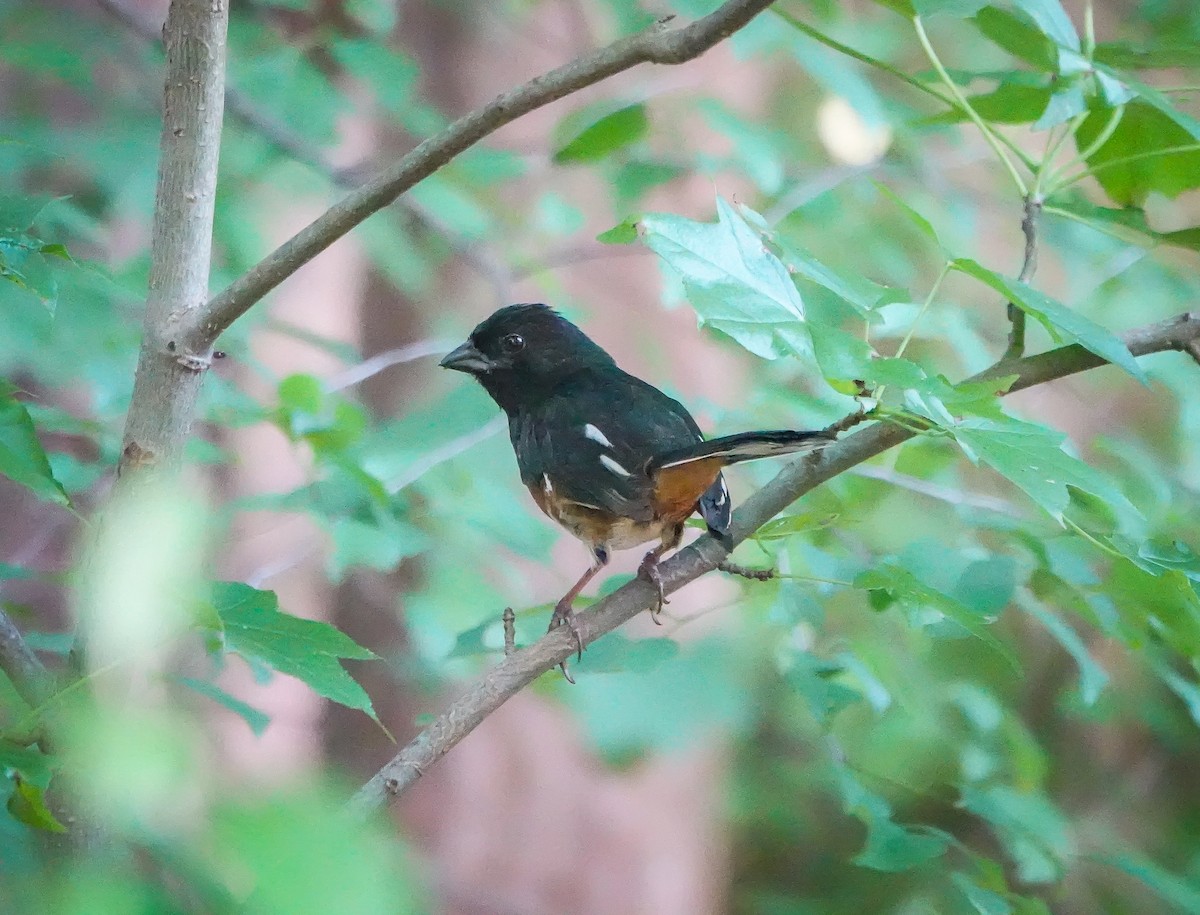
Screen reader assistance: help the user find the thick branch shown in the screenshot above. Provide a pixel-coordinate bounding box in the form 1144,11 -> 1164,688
348,311 -> 1200,817
190,0 -> 776,349
0,608 -> 54,707
117,0 -> 228,474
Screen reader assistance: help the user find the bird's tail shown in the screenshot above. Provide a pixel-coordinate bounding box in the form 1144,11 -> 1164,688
649,430 -> 835,473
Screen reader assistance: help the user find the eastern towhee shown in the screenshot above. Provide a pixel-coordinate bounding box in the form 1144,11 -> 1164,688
441,304 -> 833,673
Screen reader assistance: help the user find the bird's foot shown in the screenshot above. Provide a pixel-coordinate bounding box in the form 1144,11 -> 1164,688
548,598 -> 584,683
637,554 -> 668,624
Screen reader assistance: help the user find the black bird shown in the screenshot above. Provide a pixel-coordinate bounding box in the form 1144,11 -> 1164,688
440,304 -> 833,669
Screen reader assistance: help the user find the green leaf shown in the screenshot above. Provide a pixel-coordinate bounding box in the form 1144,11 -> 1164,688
326,515 -> 431,580
960,786 -> 1072,884
856,564 -> 1020,672
176,676 -> 271,736
0,384 -> 68,505
951,871 -> 1013,914
1072,100 -> 1200,207
951,258 -> 1146,382
1094,41 -> 1200,70
1033,82 -> 1086,130
211,582 -> 381,722
6,773 -> 65,830
553,104 -> 649,164
1022,603 -> 1108,705
1009,0 -> 1079,52
839,770 -> 950,871
0,195 -> 53,233
874,182 -> 942,247
1097,854 -> 1200,913
596,217 -> 639,245
754,511 -> 840,541
925,80 -> 1053,126
972,7 -> 1055,70
639,197 -> 809,360
913,0 -> 990,18
6,775 -> 66,833
787,653 -> 862,724
954,557 -> 1016,616
953,415 -> 1141,528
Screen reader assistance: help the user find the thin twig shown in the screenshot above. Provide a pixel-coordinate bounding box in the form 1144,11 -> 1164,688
0,608 -> 55,708
325,339 -> 455,392
502,608 -> 516,657
717,561 -> 775,582
190,0 -> 780,349
1003,194 -> 1043,361
346,311 -> 1200,817
93,0 -> 515,308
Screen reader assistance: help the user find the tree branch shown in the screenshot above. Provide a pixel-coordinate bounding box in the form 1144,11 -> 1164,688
1003,194 -> 1043,361
116,0 -> 229,474
347,311 -> 1200,818
189,0 -> 777,349
0,607 -> 54,707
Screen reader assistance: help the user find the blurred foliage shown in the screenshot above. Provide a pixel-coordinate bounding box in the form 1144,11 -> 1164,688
1,0 -> 1200,911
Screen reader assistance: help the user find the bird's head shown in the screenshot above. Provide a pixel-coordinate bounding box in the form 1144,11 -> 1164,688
440,304 -> 614,412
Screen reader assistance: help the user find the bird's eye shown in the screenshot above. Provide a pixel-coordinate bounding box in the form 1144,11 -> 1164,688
501,333 -> 525,354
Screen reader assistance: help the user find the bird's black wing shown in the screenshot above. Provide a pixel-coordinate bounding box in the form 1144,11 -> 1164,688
510,368 -> 706,522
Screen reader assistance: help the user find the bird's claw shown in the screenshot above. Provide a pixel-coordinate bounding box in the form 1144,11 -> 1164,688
638,556 -> 668,624
548,599 -> 584,682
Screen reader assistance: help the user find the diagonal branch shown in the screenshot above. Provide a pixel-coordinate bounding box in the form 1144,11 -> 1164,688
0,607 -> 54,707
189,0 -> 777,349
347,311 -> 1200,818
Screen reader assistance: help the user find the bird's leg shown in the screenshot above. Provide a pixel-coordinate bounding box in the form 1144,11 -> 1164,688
548,546 -> 608,682
637,544 -> 669,624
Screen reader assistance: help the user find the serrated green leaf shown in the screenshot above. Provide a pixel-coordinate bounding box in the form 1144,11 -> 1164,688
952,258 -> 1145,382
952,416 -> 1141,528
856,564 -> 1020,671
212,582 -> 380,721
553,104 -> 648,164
639,197 -> 808,360
0,385 -> 68,505
1072,100 -> 1200,207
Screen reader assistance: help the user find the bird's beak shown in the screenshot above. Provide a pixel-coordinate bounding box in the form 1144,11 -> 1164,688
439,340 -> 493,374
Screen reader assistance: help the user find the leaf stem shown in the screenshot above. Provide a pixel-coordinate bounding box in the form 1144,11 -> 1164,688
912,15 -> 1028,196
1051,142 -> 1200,192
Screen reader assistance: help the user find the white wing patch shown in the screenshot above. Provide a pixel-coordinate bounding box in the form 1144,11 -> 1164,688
542,473 -> 553,494
714,479 -> 729,505
583,423 -> 614,448
599,454 -> 632,478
